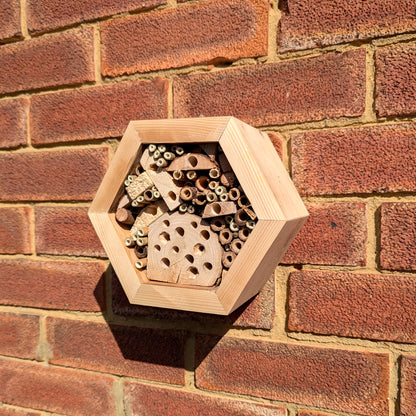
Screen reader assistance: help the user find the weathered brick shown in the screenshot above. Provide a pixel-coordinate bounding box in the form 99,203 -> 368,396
278,0 -> 416,52
35,207 -> 105,257
0,0 -> 21,41
0,358 -> 115,416
0,28 -> 94,95
27,0 -> 166,34
381,203 -> 416,271
101,0 -> 268,76
47,317 -> 185,385
298,412 -> 337,416
292,124 -> 416,196
376,43 -> 416,118
112,272 -> 275,330
125,382 -> 287,416
174,49 -> 365,127
0,259 -> 105,311
289,270 -> 416,343
0,407 -> 40,416
0,313 -> 39,360
0,98 -> 27,149
401,355 -> 416,416
31,80 -> 168,145
282,202 -> 367,266
0,207 -> 31,254
196,335 -> 389,416
0,148 -> 108,201
267,132 -> 283,159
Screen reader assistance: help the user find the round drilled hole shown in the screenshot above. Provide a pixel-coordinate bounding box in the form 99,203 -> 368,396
194,244 -> 205,255
203,262 -> 213,271
212,203 -> 221,215
163,220 -> 170,227
172,246 -> 180,253
191,221 -> 198,229
154,244 -> 161,251
187,267 -> 199,279
176,227 -> 185,236
243,229 -> 250,238
185,254 -> 194,263
236,242 -> 242,249
226,254 -> 233,262
159,232 -> 170,244
200,230 -> 210,240
223,231 -> 230,239
188,156 -> 198,167
168,191 -> 176,201
161,258 -> 170,267
147,206 -> 157,215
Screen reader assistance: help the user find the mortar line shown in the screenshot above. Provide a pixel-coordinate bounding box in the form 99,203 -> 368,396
267,0 -> 280,61
19,0 -> 30,38
365,199 -> 381,270
364,44 -> 377,123
389,351 -> 400,416
93,23 -> 103,85
113,377 -> 126,416
184,331 -> 196,389
29,203 -> 36,255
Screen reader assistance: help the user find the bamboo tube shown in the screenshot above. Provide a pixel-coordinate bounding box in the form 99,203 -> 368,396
179,203 -> 188,213
153,150 -> 161,159
215,186 -> 226,196
180,186 -> 197,201
173,170 -> 185,181
135,259 -> 148,269
225,215 -> 233,224
164,152 -> 175,161
237,195 -> 250,208
229,221 -> 239,232
124,237 -> 135,247
234,209 -> 249,226
228,188 -> 240,201
156,158 -> 168,168
209,167 -> 221,179
219,228 -> 233,245
137,226 -> 148,237
208,181 -> 219,190
230,238 -> 244,254
210,217 -> 226,232
124,179 -> 131,187
115,208 -> 135,225
187,205 -> 195,214
246,220 -> 256,230
220,193 -> 229,202
206,192 -> 218,203
175,146 -> 184,155
222,251 -> 236,268
148,144 -> 157,152
157,145 -> 167,153
186,170 -> 197,180
137,237 -> 148,246
194,192 -> 207,206
144,189 -> 157,202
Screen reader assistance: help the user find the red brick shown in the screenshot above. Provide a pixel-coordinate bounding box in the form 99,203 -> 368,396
35,206 -> 105,257
0,207 -> 31,254
298,412 -> 337,416
196,335 -> 389,416
401,355 -> 416,416
47,317 -> 185,385
31,80 -> 168,145
376,43 -> 416,118
125,382 -> 286,416
282,202 -> 366,266
101,0 -> 268,76
0,148 -> 108,201
0,313 -> 39,359
381,203 -> 416,271
0,28 -> 94,95
0,98 -> 27,149
292,124 -> 416,196
174,49 -> 365,127
0,259 -> 105,311
267,132 -> 283,159
0,358 -> 115,416
0,407 -> 40,416
112,272 -> 275,329
289,270 -> 416,344
0,0 -> 21,41
278,0 -> 416,52
27,0 -> 166,34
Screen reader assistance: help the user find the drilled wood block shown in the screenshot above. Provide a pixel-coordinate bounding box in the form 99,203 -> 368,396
130,200 -> 168,237
166,153 -> 217,171
126,172 -> 153,200
146,170 -> 182,211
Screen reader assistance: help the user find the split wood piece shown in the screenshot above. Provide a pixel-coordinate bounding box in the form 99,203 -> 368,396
115,208 -> 135,225
180,186 -> 197,202
130,200 -> 168,237
218,153 -> 232,173
219,228 -> 233,245
222,251 -> 236,268
117,194 -> 132,209
139,148 -> 157,171
230,238 -> 244,254
220,172 -> 236,187
202,201 -> 237,219
166,153 -> 217,171
126,172 -> 153,200
200,143 -> 218,161
147,212 -> 223,287
146,170 -> 182,211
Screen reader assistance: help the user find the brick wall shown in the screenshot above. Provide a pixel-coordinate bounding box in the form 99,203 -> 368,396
0,1 -> 415,415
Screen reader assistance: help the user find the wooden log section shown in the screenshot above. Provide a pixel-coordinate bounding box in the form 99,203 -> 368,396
147,212 -> 223,287
202,201 -> 237,218
117,194 -> 131,209
130,200 -> 168,237
166,153 -> 217,171
115,208 -> 135,225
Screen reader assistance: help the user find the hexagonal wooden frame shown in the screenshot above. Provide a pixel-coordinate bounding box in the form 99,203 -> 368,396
89,117 -> 308,315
